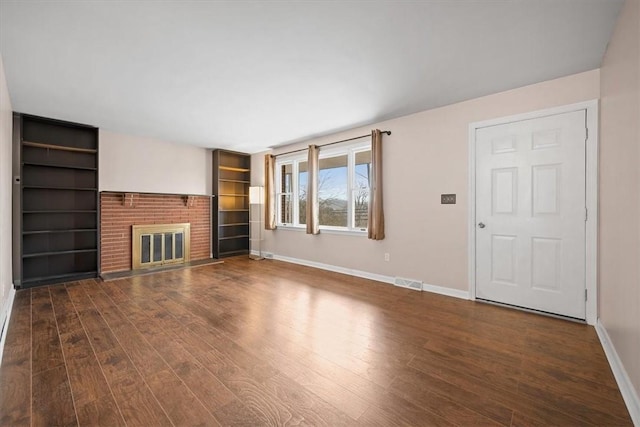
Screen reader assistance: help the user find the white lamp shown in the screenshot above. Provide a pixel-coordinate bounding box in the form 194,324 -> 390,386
249,186 -> 264,260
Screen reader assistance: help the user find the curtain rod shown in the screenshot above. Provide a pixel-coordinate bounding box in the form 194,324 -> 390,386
273,130 -> 391,158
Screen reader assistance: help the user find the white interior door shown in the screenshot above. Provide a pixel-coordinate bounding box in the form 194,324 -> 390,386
475,110 -> 587,319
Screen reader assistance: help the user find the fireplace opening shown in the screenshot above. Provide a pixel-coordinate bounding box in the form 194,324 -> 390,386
132,223 -> 191,270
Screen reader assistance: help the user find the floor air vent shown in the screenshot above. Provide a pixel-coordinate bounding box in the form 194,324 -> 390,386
394,277 -> 423,291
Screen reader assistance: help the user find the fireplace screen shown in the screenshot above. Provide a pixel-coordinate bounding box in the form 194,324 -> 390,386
132,223 -> 190,270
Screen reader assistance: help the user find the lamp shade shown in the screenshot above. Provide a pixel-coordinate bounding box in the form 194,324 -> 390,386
249,186 -> 264,204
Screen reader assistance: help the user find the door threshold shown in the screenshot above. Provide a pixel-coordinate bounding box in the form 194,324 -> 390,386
475,298 -> 586,324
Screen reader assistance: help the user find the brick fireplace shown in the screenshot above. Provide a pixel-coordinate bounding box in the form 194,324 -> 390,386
100,192 -> 210,274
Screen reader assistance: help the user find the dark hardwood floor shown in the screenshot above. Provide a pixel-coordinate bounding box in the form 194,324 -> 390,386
0,257 -> 632,426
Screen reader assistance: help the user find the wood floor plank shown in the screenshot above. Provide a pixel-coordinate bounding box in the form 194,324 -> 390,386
94,279 -> 235,421
519,357 -> 628,410
410,349 -> 520,397
65,282 -> 95,312
389,370 -> 506,426
76,288 -> 172,426
108,374 -> 172,427
171,358 -> 237,413
145,369 -> 220,426
96,307 -> 170,379
32,365 -> 77,427
76,308 -> 120,354
75,396 -> 125,427
261,372 -> 359,426
31,287 -> 65,374
242,332 -> 392,409
357,404 -> 414,427
516,381 -> 630,426
423,335 -> 522,373
94,346 -> 137,385
212,398 -> 273,426
0,290 -> 31,426
0,348 -> 31,426
4,290 -> 31,349
391,368 -> 514,426
58,329 -> 114,409
257,341 -> 370,421
49,286 -> 84,335
510,411 -> 545,427
361,387 -> 456,427
196,349 -> 298,424
0,257 -> 632,426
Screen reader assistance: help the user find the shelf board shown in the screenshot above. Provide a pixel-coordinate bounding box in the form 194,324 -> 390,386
219,235 -> 249,241
23,228 -> 97,235
219,194 -> 249,197
23,210 -> 97,214
22,271 -> 98,285
219,209 -> 249,212
219,223 -> 248,227
219,166 -> 250,172
218,249 -> 249,257
22,162 -> 97,171
23,248 -> 97,258
219,179 -> 250,184
23,141 -> 97,154
23,185 -> 97,191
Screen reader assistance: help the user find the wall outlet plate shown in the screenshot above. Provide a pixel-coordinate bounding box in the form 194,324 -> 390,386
441,194 -> 456,204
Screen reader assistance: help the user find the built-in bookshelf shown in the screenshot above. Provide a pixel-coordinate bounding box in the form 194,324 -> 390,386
212,150 -> 250,258
15,114 -> 99,287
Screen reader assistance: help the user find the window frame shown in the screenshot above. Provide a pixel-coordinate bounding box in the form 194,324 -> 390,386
274,139 -> 371,234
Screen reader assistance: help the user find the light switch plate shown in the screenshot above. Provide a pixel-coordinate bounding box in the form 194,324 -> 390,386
441,194 -> 456,204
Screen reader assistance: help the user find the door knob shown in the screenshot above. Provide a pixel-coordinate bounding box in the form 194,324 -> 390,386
478,222 -> 486,229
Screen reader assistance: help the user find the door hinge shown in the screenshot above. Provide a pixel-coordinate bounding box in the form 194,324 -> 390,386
585,289 -> 588,301
585,127 -> 589,141
585,207 -> 588,221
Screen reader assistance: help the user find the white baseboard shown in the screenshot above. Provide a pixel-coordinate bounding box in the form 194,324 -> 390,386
422,282 -> 470,300
595,319 -> 640,425
0,286 -> 17,366
270,254 -> 470,301
272,254 -> 395,285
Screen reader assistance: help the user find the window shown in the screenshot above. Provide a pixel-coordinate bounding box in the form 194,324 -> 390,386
275,140 -> 371,232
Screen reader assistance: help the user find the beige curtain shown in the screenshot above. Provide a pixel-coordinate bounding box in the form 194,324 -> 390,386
368,129 -> 385,240
264,154 -> 277,230
306,145 -> 320,235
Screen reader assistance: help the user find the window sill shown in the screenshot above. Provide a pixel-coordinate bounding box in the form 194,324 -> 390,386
275,225 -> 367,237
276,225 -> 305,232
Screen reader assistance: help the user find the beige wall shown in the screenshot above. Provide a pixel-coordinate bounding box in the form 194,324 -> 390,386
600,0 -> 640,399
0,54 -> 13,330
252,69 -> 600,291
99,130 -> 212,195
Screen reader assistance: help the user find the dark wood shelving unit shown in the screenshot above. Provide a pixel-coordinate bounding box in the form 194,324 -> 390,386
13,113 -> 99,288
212,150 -> 251,258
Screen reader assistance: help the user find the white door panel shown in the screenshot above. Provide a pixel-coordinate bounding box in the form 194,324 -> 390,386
476,110 -> 586,319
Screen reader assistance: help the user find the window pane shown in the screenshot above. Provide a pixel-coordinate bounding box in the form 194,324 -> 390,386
354,150 -> 371,229
319,155 -> 348,227
298,161 -> 307,225
280,164 -> 292,193
279,194 -> 293,224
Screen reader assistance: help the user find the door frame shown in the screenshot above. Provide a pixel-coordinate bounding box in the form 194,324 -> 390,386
468,100 -> 599,325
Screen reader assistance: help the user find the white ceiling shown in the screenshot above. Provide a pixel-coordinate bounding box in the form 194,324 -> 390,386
0,1 -> 622,153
